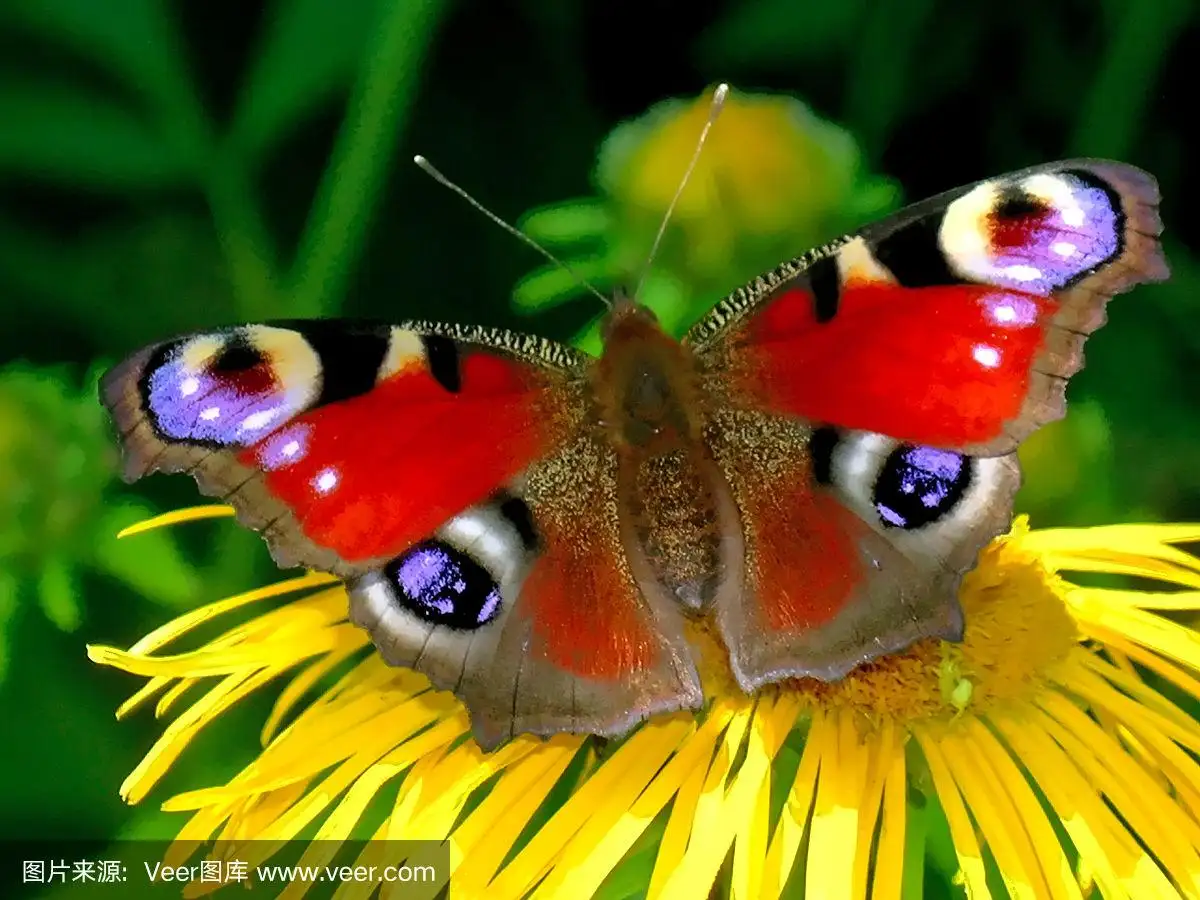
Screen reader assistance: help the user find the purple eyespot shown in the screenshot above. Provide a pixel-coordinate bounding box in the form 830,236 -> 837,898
873,446 -> 972,530
943,170 -> 1124,295
385,541 -> 502,630
139,330 -> 318,447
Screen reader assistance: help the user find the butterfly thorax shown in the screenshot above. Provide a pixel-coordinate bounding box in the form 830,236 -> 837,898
590,299 -> 739,612
592,299 -> 705,451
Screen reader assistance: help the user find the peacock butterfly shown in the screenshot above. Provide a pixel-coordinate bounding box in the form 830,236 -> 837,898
100,136 -> 1168,749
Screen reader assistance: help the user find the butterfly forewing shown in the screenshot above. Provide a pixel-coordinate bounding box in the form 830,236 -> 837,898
689,159 -> 1168,455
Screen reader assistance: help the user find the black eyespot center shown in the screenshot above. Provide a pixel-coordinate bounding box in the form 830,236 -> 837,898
497,494 -> 540,551
384,540 -> 501,630
809,426 -> 839,485
212,336 -> 265,372
992,190 -> 1045,221
873,445 -> 972,530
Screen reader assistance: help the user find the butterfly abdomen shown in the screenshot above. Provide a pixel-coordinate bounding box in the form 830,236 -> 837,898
590,300 -> 746,616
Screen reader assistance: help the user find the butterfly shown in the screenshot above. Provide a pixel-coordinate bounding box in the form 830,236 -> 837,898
101,158 -> 1168,749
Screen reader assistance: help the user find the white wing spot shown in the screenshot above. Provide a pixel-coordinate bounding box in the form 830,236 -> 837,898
239,407 -> 282,433
314,468 -> 339,494
1003,264 -> 1042,282
973,345 -> 1002,369
993,303 -> 1016,323
1051,240 -> 1077,257
199,406 -> 221,421
179,376 -> 200,397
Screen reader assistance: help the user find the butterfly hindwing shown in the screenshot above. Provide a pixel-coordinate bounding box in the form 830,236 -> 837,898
706,411 -> 1021,687
102,319 -> 703,749
348,435 -> 704,748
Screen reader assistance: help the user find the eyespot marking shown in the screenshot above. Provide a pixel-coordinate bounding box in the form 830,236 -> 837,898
873,445 -> 973,530
939,170 -> 1124,294
809,426 -> 839,485
807,255 -> 841,323
384,540 -> 503,630
139,326 -> 320,447
871,217 -> 964,288
497,494 -> 541,551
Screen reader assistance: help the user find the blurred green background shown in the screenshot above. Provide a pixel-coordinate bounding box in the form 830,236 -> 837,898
1,0 -> 1196,896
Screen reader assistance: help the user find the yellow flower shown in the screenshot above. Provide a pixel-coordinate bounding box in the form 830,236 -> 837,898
596,88 -> 897,294
91,510 -> 1200,899
514,88 -> 898,348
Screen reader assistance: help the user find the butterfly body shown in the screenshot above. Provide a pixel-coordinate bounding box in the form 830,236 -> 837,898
102,160 -> 1168,748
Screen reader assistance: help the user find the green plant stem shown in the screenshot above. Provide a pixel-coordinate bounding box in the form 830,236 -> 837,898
132,3 -> 281,320
288,0 -> 447,318
841,0 -> 937,162
206,159 -> 281,320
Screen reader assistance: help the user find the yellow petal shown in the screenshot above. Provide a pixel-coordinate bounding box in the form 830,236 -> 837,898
913,727 -> 992,899
871,734 -> 907,900
451,740 -> 583,889
489,716 -> 694,899
116,504 -> 236,537
806,709 -> 872,900
541,709 -> 733,899
962,718 -> 1081,900
761,709 -> 825,900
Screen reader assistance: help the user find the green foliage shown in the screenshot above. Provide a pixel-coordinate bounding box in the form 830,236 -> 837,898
0,0 -> 1195,897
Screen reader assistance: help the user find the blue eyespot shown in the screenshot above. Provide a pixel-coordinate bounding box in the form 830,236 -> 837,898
384,541 -> 502,629
873,446 -> 972,530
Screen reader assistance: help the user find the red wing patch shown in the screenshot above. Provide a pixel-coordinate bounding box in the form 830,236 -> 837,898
736,282 -> 1059,448
746,476 -> 866,632
242,353 -> 559,562
522,508 -> 659,680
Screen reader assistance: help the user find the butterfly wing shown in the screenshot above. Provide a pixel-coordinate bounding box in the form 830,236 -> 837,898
690,159 -> 1167,454
688,160 -> 1167,689
102,320 -> 702,748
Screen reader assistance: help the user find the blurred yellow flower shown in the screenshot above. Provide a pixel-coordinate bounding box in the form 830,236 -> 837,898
601,89 -> 859,280
515,87 -> 898,345
91,510 -> 1200,898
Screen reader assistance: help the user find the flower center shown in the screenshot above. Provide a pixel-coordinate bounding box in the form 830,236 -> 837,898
689,530 -> 1080,726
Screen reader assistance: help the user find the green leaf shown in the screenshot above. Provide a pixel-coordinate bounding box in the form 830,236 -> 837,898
513,256 -> 618,312
844,176 -> 903,227
1,0 -> 196,117
228,0 -> 382,162
90,502 -> 201,609
696,0 -> 866,67
36,557 -> 81,632
288,0 -> 450,317
901,796 -> 928,900
0,83 -> 195,189
519,200 -> 610,245
0,571 -> 16,685
572,314 -> 606,356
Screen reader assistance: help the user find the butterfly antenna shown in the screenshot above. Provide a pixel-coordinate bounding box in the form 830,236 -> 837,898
413,155 -> 613,310
632,82 -> 730,302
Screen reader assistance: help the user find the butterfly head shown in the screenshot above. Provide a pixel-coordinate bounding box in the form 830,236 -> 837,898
600,290 -> 660,344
